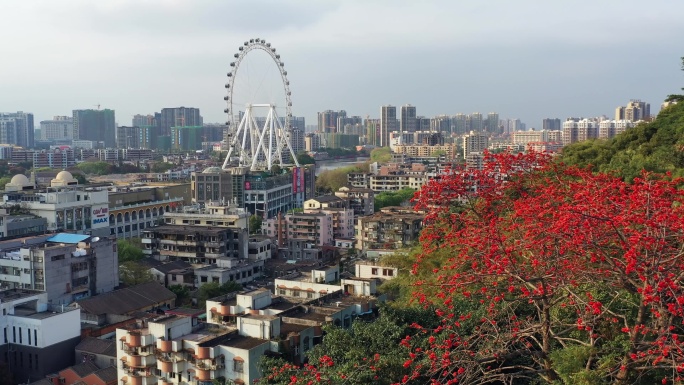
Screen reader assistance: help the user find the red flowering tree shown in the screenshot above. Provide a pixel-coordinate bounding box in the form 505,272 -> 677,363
258,151 -> 684,385
405,151 -> 684,385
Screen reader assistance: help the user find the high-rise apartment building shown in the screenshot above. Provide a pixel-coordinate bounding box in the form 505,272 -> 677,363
40,116 -> 73,141
364,118 -> 381,146
452,114 -> 467,135
72,109 -> 116,148
400,104 -> 417,133
317,110 -> 345,133
562,118 -> 600,145
469,113 -> 484,132
542,118 -> 561,131
486,112 -> 499,134
160,107 -> 202,136
380,105 -> 397,147
615,100 -> 650,122
430,115 -> 451,133
462,131 -> 489,159
0,112 -> 34,148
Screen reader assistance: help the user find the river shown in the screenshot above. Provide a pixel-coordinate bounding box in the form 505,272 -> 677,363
315,157 -> 369,175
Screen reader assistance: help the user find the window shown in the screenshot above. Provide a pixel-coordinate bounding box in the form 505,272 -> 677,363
371,268 -> 378,275
50,254 -> 65,262
201,276 -> 208,283
233,359 -> 244,373
278,289 -> 286,295
383,269 -> 394,277
303,336 -> 311,352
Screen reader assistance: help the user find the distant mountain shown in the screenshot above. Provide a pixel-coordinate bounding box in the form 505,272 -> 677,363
561,101 -> 684,181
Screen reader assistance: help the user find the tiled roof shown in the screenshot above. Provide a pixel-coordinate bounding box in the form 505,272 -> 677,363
152,260 -> 192,274
93,366 -> 118,383
76,282 -> 176,316
75,337 -> 117,357
64,361 -> 100,377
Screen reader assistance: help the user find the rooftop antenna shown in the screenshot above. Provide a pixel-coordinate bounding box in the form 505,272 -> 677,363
94,104 -> 101,110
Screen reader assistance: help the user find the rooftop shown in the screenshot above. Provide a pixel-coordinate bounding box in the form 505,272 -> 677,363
75,337 -> 117,357
77,282 -> 175,316
144,225 -> 234,235
47,233 -> 91,244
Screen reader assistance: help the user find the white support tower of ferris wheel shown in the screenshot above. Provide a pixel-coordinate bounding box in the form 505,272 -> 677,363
222,38 -> 300,171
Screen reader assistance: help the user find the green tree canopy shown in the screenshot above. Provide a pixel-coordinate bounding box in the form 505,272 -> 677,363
117,238 -> 144,263
249,215 -> 263,234
370,147 -> 391,163
374,188 -> 416,211
296,152 -> 315,165
120,261 -> 154,286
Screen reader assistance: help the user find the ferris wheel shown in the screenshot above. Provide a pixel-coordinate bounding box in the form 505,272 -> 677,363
222,38 -> 300,171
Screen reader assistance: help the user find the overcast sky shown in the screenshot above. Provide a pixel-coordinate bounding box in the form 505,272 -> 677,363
2,0 -> 683,129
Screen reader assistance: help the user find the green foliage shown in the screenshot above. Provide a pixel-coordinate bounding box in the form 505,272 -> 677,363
150,162 -> 175,173
374,188 -> 416,211
370,147 -> 391,163
169,284 -> 192,307
249,215 -> 263,234
117,238 -> 144,263
296,152 -> 315,165
77,161 -> 115,175
73,173 -> 88,184
561,100 -> 684,180
197,281 -> 242,306
315,165 -> 364,193
120,261 -> 154,286
0,176 -> 11,190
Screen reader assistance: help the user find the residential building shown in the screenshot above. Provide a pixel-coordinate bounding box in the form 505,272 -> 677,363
0,206 -> 47,239
542,118 -> 561,131
598,120 -> 636,139
364,118 -> 381,147
0,111 -> 34,148
317,110 -> 345,133
355,261 -> 398,280
40,116 -> 74,141
335,187 -> 375,217
0,233 -> 118,304
303,196 -> 355,240
380,105 -> 397,147
162,202 -> 249,230
319,133 -> 359,149
615,100 -> 650,122
75,336 -> 118,369
142,225 -> 247,264
469,113 -> 484,132
32,147 -> 76,168
194,257 -> 264,288
304,133 -> 320,151
452,113 -> 467,135
77,282 -> 176,318
73,109 -> 116,148
430,115 -> 451,134
486,112 -> 500,134
0,289 -> 81,383
356,207 -> 424,251
562,118 -> 599,145
37,362 -> 117,385
393,144 -> 456,159
160,107 -> 202,137
116,309 -> 272,385
400,104 -> 417,133
462,131 -> 489,159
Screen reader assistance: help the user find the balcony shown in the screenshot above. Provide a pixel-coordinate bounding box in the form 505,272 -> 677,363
195,367 -> 212,381
128,354 -> 156,368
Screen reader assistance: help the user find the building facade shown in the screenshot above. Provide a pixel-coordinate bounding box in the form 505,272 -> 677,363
0,233 -> 118,304
73,109 -> 116,148
0,111 -> 34,148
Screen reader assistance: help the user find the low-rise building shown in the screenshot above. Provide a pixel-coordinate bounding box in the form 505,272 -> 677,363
75,336 -> 118,369
0,207 -> 47,239
334,187 -> 375,217
355,260 -> 398,280
194,257 -> 264,288
0,233 -> 118,304
356,207 -> 424,251
141,225 -> 248,264
0,289 -> 81,383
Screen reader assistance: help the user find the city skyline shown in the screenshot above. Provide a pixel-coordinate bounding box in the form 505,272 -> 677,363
1,1 -> 683,128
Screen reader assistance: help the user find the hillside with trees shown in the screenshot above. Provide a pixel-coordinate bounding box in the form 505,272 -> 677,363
562,100 -> 684,180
